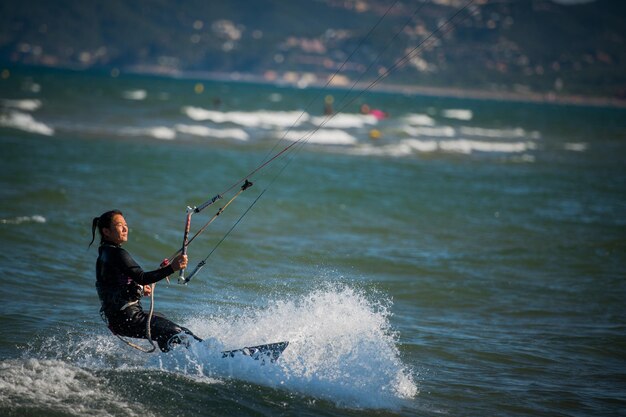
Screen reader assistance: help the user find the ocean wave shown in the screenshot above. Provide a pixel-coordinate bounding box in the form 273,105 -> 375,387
403,125 -> 456,137
0,215 -> 47,225
0,359 -> 153,417
121,126 -> 176,140
459,126 -> 539,139
401,139 -> 439,153
18,284 -> 416,411
564,142 -> 587,152
1,98 -> 43,111
438,139 -> 535,154
175,124 -> 249,141
442,109 -> 473,121
183,106 -> 307,128
310,113 -> 378,129
403,114 -> 436,126
122,89 -> 147,100
345,138 -> 535,158
347,141 -> 434,158
279,129 -> 358,145
0,111 -> 54,136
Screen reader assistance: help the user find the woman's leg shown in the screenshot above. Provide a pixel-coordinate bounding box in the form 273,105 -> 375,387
106,307 -> 201,352
150,313 -> 202,352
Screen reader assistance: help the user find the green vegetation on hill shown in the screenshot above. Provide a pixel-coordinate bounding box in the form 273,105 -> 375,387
1,0 -> 624,99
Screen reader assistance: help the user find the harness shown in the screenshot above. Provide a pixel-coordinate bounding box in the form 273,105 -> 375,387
100,283 -> 157,353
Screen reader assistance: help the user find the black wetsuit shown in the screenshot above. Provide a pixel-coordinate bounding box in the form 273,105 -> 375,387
96,242 -> 198,351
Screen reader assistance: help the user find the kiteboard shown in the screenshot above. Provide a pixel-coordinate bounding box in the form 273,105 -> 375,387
221,341 -> 288,364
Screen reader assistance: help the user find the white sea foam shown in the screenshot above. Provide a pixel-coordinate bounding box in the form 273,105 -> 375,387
459,126 -> 530,139
347,143 -> 412,158
121,126 -> 176,140
310,113 -> 377,129
16,284 -> 415,411
0,111 -> 54,136
404,114 -> 436,126
564,142 -> 587,152
1,98 -> 43,111
442,109 -> 473,121
175,124 -> 249,141
0,215 -> 46,225
403,125 -> 456,137
347,140 -> 438,158
438,139 -> 534,154
175,284 -> 417,409
279,129 -> 358,145
183,106 -> 307,128
345,138 -> 535,158
0,359 -> 152,417
122,89 -> 147,100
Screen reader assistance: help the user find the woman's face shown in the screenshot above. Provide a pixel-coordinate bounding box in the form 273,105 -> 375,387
102,214 -> 128,245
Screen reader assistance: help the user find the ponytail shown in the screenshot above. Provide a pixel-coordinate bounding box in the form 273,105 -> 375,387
88,217 -> 99,248
88,209 -> 123,248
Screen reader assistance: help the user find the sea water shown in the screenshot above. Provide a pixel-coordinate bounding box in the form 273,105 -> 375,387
0,66 -> 625,416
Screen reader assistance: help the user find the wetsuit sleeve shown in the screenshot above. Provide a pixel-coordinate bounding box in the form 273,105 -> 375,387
118,248 -> 175,285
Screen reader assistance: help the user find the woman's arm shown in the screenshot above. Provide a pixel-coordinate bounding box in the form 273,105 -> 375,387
118,249 -> 177,285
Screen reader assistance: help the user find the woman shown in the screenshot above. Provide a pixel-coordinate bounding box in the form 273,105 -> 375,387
90,209 -> 201,352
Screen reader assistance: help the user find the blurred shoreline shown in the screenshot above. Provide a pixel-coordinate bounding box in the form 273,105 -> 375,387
4,63 -> 626,109
128,66 -> 626,109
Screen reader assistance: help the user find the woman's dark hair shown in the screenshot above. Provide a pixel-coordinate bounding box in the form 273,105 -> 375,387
89,209 -> 123,248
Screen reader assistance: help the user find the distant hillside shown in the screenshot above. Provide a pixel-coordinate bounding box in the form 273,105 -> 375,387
1,0 -> 624,99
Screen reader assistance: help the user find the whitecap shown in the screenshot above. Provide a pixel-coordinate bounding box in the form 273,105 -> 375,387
442,109 -> 473,121
347,139 -> 438,158
0,215 -> 46,225
344,138 -> 534,158
0,111 -> 54,136
439,139 -> 534,154
182,106 -> 307,128
1,98 -> 43,111
0,359 -> 153,417
122,89 -> 147,100
310,113 -> 377,129
459,126 -> 529,139
279,129 -> 358,145
182,106 -> 218,121
348,143 -> 414,158
175,124 -> 249,141
121,126 -> 176,140
403,114 -> 436,126
403,125 -> 455,137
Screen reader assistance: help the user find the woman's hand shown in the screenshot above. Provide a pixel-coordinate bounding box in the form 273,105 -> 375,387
143,285 -> 152,296
170,254 -> 188,271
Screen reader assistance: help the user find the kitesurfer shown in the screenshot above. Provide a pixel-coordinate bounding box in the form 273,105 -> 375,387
360,103 -> 388,120
89,209 -> 201,352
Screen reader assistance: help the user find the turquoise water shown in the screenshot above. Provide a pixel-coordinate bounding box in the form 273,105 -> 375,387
0,66 -> 625,416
